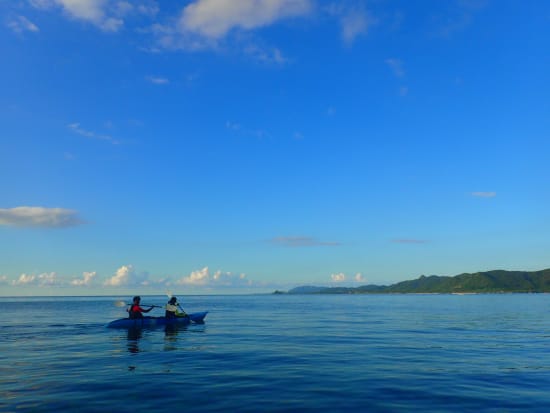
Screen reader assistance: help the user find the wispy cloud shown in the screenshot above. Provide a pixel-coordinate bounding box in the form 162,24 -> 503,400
244,45 -> 288,65
226,121 -> 268,139
67,122 -> 119,144
391,239 -> 428,244
113,1 -> 159,18
471,191 -> 496,198
146,75 -> 169,84
434,0 -> 487,37
271,236 -> 341,247
7,15 -> 40,33
385,58 -> 405,77
325,2 -> 372,46
0,206 -> 84,228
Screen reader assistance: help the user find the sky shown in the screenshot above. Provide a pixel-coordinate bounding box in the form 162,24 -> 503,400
1,0 -> 549,296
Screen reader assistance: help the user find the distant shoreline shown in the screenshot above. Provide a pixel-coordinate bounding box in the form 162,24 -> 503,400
276,268 -> 550,295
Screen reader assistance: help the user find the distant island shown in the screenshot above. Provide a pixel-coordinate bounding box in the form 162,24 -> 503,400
278,269 -> 550,294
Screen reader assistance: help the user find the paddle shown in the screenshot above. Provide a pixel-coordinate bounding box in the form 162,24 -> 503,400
114,300 -> 162,309
177,304 -> 189,317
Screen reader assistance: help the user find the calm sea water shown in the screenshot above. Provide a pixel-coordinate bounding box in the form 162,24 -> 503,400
1,294 -> 549,412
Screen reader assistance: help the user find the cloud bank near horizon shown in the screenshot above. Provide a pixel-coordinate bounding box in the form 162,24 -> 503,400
2,264 -> 368,293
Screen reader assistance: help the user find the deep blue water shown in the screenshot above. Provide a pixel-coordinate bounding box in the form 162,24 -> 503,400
1,294 -> 549,412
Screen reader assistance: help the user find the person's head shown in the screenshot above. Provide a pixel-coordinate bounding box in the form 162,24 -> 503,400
133,296 -> 141,303
169,297 -> 177,305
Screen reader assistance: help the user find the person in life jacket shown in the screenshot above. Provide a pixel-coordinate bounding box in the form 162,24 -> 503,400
165,296 -> 187,318
127,296 -> 154,319
165,296 -> 178,318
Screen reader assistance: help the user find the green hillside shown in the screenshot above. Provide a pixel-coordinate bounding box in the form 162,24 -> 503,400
284,269 -> 550,294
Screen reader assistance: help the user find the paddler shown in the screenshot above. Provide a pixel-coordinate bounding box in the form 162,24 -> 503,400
165,296 -> 187,318
165,296 -> 178,318
127,296 -> 154,319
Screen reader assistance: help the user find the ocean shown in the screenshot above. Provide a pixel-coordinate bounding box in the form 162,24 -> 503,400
1,294 -> 549,412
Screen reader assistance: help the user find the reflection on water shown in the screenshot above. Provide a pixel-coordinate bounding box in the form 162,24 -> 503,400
164,324 -> 186,351
125,325 -> 189,353
126,327 -> 142,353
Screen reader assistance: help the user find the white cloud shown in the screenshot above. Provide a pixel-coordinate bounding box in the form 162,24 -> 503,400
0,206 -> 84,228
331,272 -> 346,282
29,0 -> 122,32
212,270 -> 250,287
7,15 -> 40,33
103,265 -> 155,287
104,265 -> 134,286
331,272 -> 366,283
12,274 -> 36,285
179,0 -> 312,39
176,267 -> 252,288
0,275 -> 7,285
11,272 -> 59,286
59,0 -> 120,31
177,266 -> 210,286
71,271 -> 97,286
27,0 -> 374,55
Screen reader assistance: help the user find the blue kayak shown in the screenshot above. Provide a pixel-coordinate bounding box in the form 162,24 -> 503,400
107,311 -> 208,328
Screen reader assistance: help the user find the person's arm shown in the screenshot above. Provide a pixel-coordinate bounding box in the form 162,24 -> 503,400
141,306 -> 154,313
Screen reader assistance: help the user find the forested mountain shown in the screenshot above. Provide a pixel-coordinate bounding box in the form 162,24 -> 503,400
285,269 -> 550,294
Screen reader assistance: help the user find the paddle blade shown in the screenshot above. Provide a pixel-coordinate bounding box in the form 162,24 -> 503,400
114,300 -> 128,307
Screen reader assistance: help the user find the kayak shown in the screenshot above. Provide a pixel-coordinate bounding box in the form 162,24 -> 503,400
107,311 -> 208,328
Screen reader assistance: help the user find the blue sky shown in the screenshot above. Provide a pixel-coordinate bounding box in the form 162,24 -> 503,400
1,0 -> 549,296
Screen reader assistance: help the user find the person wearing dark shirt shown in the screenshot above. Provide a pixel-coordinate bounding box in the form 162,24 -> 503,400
127,296 -> 154,319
